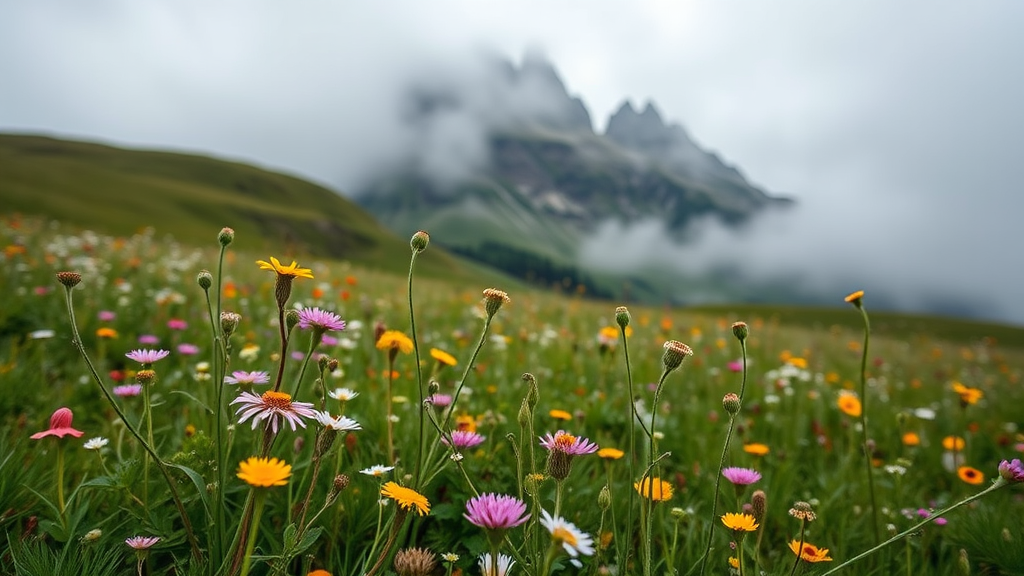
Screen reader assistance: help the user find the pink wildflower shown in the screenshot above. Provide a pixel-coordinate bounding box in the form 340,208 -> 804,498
30,407 -> 84,439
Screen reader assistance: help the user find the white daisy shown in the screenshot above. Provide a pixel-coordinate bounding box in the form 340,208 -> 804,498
328,388 -> 359,401
540,509 -> 594,561
360,464 -> 395,477
478,552 -> 515,576
313,411 -> 361,432
83,437 -> 109,450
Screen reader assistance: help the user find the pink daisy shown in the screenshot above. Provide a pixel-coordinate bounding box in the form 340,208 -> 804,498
539,430 -> 599,456
465,493 -> 530,530
999,459 -> 1024,483
30,407 -> 84,439
722,467 -> 762,485
113,384 -> 143,397
231,390 -> 317,433
298,307 -> 346,332
223,371 -> 271,386
167,318 -> 188,330
177,343 -> 200,355
444,430 -> 486,451
125,535 -> 161,550
429,393 -> 453,408
125,349 -> 170,365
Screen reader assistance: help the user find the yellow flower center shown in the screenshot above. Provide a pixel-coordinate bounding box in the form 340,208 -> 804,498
261,390 -> 292,409
554,433 -> 577,449
552,526 -> 577,547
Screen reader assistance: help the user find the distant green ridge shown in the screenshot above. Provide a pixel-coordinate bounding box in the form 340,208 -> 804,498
0,133 -> 482,279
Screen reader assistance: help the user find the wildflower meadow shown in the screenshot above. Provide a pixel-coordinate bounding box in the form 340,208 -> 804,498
1,216 -> 1022,576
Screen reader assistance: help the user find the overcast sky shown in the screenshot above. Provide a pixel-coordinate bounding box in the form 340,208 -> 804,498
2,1 -> 1022,324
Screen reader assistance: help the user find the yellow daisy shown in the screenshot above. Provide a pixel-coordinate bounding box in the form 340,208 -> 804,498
256,256 -> 313,279
430,348 -> 457,367
634,477 -> 673,501
721,512 -> 758,532
376,330 -> 414,354
381,481 -> 430,515
237,456 -> 291,487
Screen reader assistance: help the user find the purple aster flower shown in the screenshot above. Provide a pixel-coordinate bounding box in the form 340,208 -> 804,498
167,318 -> 188,330
177,343 -> 200,355
125,349 -> 170,365
298,307 -> 346,332
444,430 -> 486,450
539,430 -> 599,456
429,393 -> 453,408
291,351 -> 306,361
113,384 -> 143,397
320,334 -> 339,346
999,458 -> 1024,483
465,493 -> 530,530
138,334 -> 160,345
125,535 -> 160,550
231,390 -> 317,433
224,371 -> 271,386
727,360 -> 744,373
98,310 -> 116,322
722,467 -> 762,485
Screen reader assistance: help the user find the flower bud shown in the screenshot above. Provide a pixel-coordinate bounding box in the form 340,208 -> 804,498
427,380 -> 440,395
56,271 -> 82,288
957,549 -> 970,576
731,321 -> 748,342
615,306 -> 631,329
522,373 -> 539,410
220,311 -> 240,337
318,355 -> 332,373
751,490 -> 767,522
517,399 -> 531,429
327,358 -> 339,372
723,393 -> 741,415
80,528 -> 103,543
410,230 -> 430,253
135,369 -> 157,385
218,227 -> 234,247
482,288 -> 510,319
285,309 -> 300,333
598,485 -> 612,510
196,270 -> 213,290
326,473 -> 350,505
662,340 -> 694,372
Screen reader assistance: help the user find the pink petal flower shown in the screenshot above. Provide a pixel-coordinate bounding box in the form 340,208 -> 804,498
30,407 -> 84,440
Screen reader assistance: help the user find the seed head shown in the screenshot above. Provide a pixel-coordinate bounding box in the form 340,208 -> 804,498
197,270 -> 213,290
482,288 -> 510,318
56,271 -> 82,288
662,340 -> 694,372
789,501 -> 816,522
394,547 -> 437,576
220,311 -> 240,337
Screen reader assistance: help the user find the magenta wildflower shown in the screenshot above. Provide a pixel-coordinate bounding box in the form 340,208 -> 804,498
727,360 -> 743,373
30,407 -> 84,439
113,384 -> 143,397
298,307 -> 346,332
231,390 -> 317,433
125,349 -> 170,365
540,430 -> 599,456
177,343 -> 200,355
224,371 -> 271,386
98,310 -> 116,322
429,393 -> 453,408
291,351 -> 306,361
465,493 -> 530,530
138,334 -> 160,345
321,334 -> 339,346
722,467 -> 762,485
125,535 -> 161,550
167,318 -> 188,330
444,430 -> 486,451
998,458 -> 1024,483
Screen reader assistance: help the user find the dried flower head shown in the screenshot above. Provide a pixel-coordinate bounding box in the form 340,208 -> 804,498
393,547 -> 437,576
789,501 -> 817,522
56,271 -> 82,288
662,340 -> 694,371
482,288 -> 511,318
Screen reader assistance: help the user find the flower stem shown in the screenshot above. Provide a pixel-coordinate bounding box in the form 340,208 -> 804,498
406,250 -> 427,487
56,442 -> 67,528
239,491 -> 267,576
855,304 -> 881,545
620,322 -> 639,572
789,519 -> 806,576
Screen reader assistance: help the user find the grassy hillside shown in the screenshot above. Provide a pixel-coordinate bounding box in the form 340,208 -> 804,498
0,133 -> 497,281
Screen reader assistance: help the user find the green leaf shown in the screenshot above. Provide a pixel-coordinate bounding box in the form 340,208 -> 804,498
165,462 -> 212,522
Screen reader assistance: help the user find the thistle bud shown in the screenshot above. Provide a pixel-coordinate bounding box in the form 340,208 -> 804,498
220,311 -> 240,337
482,288 -> 510,319
326,473 -> 350,505
598,485 -> 612,510
410,230 -> 430,253
285,309 -> 300,333
522,373 -> 539,410
731,321 -> 748,342
217,227 -> 234,247
427,380 -> 440,395
517,398 -> 531,429
662,340 -> 694,372
723,393 -> 741,415
546,450 -> 573,481
196,270 -> 213,290
615,306 -> 631,329
327,358 -> 339,372
56,271 -> 82,288
751,490 -> 767,523
318,355 -> 332,373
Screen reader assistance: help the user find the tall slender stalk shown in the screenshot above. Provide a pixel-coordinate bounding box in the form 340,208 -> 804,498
406,242 -> 426,486
59,279 -> 203,562
851,295 -> 881,545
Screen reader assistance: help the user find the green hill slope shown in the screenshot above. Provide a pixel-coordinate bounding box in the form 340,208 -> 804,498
0,133 -> 486,279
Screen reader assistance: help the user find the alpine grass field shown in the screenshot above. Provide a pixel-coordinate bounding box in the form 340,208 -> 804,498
1,214 -> 1023,576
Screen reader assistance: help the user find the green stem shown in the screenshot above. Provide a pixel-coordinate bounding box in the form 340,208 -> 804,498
406,251 -> 427,487
272,307 -> 289,393
819,479 -> 1007,575
61,286 -> 203,562
789,520 -> 806,576
856,304 -> 881,545
290,331 -> 321,398
56,442 -> 67,528
239,491 -> 267,576
620,323 -> 639,573
386,356 -> 395,466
